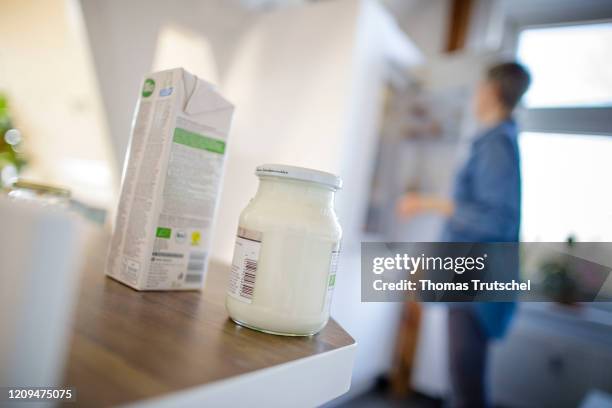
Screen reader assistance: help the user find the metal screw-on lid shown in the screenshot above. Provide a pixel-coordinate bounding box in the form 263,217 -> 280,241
255,164 -> 342,190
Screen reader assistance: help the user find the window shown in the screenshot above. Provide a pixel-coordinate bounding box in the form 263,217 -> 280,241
520,132 -> 612,241
517,22 -> 612,108
517,22 -> 612,242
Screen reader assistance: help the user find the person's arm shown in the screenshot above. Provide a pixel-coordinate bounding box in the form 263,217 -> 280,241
396,193 -> 454,218
396,134 -> 520,240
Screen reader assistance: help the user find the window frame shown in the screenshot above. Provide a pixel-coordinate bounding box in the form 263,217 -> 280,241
513,19 -> 612,136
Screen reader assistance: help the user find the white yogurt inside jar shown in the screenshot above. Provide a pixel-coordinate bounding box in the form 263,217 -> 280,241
226,164 -> 342,336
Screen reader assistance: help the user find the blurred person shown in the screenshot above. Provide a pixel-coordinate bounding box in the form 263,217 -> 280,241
397,62 -> 531,408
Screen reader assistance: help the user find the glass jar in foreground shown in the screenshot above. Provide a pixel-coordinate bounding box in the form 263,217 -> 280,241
226,164 -> 342,336
6,180 -> 71,207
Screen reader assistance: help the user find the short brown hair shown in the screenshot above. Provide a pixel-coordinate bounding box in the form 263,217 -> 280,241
487,62 -> 531,111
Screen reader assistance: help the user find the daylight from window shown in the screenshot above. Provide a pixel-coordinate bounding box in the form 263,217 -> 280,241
520,132 -> 612,241
518,22 -> 612,108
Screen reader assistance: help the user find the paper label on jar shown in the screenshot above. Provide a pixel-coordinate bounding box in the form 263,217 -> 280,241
228,227 -> 262,303
324,243 -> 341,311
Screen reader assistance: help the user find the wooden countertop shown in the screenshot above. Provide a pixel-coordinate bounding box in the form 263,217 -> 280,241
62,241 -> 355,407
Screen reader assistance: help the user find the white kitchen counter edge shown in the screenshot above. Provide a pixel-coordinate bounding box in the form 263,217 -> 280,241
123,341 -> 357,408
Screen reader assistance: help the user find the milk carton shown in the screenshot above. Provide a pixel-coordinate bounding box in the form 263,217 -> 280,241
106,68 -> 234,290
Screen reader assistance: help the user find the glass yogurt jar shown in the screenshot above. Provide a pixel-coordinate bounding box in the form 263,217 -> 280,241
226,164 -> 342,336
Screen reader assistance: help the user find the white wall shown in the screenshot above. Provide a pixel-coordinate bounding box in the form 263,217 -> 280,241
79,0 -> 253,168
331,1 -> 423,397
383,0 -> 451,58
215,0 -> 358,261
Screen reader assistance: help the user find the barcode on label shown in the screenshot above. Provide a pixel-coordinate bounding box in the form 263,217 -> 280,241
239,259 -> 258,299
188,261 -> 205,271
228,229 -> 262,303
186,251 -> 207,284
185,274 -> 202,283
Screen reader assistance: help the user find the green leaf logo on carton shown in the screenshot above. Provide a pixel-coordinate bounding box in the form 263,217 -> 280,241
142,78 -> 155,98
156,227 -> 171,239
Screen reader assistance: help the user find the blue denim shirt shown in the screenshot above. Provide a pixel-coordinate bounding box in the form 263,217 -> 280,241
443,118 -> 521,338
443,119 -> 521,243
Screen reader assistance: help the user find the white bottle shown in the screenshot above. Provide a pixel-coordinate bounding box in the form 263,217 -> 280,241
226,164 -> 342,336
